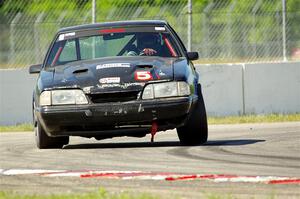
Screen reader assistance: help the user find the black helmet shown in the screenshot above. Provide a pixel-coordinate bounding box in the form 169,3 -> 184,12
137,33 -> 161,50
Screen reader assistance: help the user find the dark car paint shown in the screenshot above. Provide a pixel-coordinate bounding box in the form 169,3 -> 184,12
58,20 -> 168,33
47,56 -> 175,92
31,20 -> 200,138
37,96 -> 195,138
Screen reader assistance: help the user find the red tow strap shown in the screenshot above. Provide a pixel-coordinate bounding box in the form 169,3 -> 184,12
150,121 -> 158,142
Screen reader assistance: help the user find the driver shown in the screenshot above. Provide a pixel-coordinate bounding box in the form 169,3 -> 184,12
127,33 -> 161,56
138,33 -> 161,56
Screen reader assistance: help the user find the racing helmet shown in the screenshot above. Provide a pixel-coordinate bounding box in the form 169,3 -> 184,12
137,33 -> 161,50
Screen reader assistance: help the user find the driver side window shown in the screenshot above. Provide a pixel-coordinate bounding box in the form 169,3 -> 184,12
59,40 -> 77,62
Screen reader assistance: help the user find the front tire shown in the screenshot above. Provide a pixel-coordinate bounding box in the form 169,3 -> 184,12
35,119 -> 69,149
177,84 -> 208,145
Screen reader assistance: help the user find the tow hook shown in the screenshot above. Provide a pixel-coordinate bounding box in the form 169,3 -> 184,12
150,121 -> 158,143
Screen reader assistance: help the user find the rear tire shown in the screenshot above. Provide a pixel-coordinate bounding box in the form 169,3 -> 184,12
177,84 -> 208,145
35,120 -> 69,149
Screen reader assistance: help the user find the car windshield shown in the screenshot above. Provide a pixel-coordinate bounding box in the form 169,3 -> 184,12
46,26 -> 181,67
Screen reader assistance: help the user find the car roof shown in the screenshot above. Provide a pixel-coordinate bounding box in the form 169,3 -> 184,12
58,20 -> 168,33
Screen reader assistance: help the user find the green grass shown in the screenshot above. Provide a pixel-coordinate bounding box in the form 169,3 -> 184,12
0,189 -> 159,199
0,123 -> 33,132
0,190 -> 279,199
207,113 -> 300,124
0,114 -> 299,132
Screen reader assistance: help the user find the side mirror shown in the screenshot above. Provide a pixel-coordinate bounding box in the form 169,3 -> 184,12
29,64 -> 42,74
186,52 -> 199,61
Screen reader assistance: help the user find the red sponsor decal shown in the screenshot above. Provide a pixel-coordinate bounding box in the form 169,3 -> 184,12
135,71 -> 153,81
99,28 -> 125,34
154,71 -> 160,80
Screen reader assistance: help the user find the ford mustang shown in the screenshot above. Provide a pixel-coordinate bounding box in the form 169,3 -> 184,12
29,20 -> 207,149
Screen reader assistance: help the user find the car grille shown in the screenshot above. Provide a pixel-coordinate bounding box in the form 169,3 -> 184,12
88,91 -> 140,103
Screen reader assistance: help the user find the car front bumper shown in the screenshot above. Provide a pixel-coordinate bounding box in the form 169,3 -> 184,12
36,96 -> 196,137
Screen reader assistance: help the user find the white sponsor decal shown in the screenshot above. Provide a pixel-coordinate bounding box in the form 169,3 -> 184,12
96,63 -> 130,70
65,32 -> 75,37
97,82 -> 144,89
58,32 -> 76,41
58,34 -> 64,41
158,70 -> 166,76
99,77 -> 120,84
155,27 -> 166,31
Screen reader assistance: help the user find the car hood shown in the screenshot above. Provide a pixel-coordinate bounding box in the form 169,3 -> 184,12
48,56 -> 181,94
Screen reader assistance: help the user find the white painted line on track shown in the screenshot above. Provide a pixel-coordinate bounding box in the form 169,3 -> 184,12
1,169 -> 65,175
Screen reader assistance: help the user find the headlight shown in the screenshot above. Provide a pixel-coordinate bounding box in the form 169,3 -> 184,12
40,91 -> 51,106
178,81 -> 191,96
142,81 -> 190,99
154,82 -> 178,98
40,90 -> 88,106
142,84 -> 154,99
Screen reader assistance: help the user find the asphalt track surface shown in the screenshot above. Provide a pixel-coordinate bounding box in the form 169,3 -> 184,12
0,122 -> 300,198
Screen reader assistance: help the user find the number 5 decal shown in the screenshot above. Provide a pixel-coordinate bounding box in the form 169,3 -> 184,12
135,71 -> 153,81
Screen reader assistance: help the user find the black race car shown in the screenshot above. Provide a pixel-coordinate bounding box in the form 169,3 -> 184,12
29,20 -> 207,149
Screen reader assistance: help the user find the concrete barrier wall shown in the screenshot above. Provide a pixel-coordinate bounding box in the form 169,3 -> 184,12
244,62 -> 300,114
0,62 -> 299,125
195,64 -> 244,116
195,61 -> 300,117
0,70 -> 38,125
